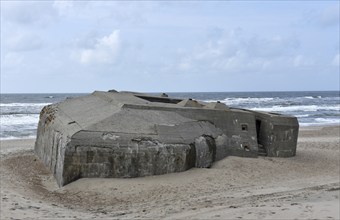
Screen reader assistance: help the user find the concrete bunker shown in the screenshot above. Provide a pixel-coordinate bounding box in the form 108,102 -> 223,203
35,91 -> 299,186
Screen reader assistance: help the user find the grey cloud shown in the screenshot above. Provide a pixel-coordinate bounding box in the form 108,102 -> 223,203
51,1 -> 149,26
332,54 -> 339,66
297,4 -> 339,28
246,35 -> 300,58
176,29 -> 301,74
1,1 -> 56,26
73,31 -> 99,49
2,52 -> 24,69
52,1 -> 74,16
206,27 -> 225,41
319,4 -> 339,27
72,30 -> 121,65
98,2 -> 150,26
5,32 -> 44,52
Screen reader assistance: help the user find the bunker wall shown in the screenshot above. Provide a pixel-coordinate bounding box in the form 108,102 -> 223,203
162,107 -> 259,158
34,105 -> 71,186
60,131 -> 223,186
254,112 -> 299,157
35,92 -> 299,187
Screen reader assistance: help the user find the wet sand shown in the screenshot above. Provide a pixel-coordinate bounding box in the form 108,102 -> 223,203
1,126 -> 339,219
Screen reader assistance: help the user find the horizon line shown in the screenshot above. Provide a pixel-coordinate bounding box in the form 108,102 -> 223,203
1,90 -> 339,94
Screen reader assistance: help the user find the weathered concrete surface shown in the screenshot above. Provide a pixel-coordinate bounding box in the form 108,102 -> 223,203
35,91 -> 299,187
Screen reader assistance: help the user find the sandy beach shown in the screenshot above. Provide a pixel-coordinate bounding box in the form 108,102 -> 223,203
0,126 -> 339,219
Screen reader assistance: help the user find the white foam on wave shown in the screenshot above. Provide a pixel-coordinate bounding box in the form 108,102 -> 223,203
202,97 -> 275,105
202,99 -> 219,103
1,103 -> 51,115
0,114 -> 39,127
304,96 -> 314,99
295,114 -> 310,118
202,96 -> 339,106
250,105 -> 340,112
0,103 -> 51,107
222,97 -> 275,105
299,117 -> 340,127
314,118 -> 340,123
0,135 -> 36,140
303,96 -> 323,99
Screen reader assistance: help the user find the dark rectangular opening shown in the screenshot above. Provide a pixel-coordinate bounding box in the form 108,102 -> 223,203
241,124 -> 248,131
135,95 -> 182,104
256,119 -> 261,140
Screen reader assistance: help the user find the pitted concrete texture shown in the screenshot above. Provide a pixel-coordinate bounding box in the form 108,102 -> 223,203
35,91 -> 299,186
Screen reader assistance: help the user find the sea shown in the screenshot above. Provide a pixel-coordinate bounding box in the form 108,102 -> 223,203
1,91 -> 339,140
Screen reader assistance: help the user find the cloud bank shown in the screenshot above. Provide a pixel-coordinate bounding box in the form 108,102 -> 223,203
1,1 -> 339,92
74,31 -> 121,64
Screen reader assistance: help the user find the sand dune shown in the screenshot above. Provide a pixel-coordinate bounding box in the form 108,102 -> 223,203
1,126 -> 339,219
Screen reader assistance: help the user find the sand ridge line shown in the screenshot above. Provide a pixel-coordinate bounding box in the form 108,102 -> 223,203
165,182 -> 340,219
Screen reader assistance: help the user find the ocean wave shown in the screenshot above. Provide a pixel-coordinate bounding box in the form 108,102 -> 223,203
1,103 -> 50,115
202,95 -> 339,104
0,135 -> 36,140
0,114 -> 40,127
300,121 -> 340,126
0,103 -> 51,107
222,97 -> 275,104
250,105 -> 340,112
202,96 -> 337,106
202,97 -> 276,105
295,114 -> 310,118
303,96 -> 322,99
1,112 -> 39,116
304,96 -> 314,99
314,118 -> 340,123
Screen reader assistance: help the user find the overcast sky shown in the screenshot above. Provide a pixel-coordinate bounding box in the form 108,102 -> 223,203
1,1 -> 339,93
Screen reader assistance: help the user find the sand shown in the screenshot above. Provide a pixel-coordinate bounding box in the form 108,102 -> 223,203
0,126 -> 339,219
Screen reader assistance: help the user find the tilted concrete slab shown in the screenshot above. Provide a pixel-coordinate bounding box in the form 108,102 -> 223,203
35,91 -> 299,186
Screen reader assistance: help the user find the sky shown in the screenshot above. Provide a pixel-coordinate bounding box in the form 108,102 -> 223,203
1,1 -> 339,93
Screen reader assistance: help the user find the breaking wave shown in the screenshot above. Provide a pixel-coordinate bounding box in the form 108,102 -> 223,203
0,103 -> 51,107
250,105 -> 340,112
1,91 -> 339,139
1,114 -> 39,127
1,103 -> 50,115
300,118 -> 340,127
